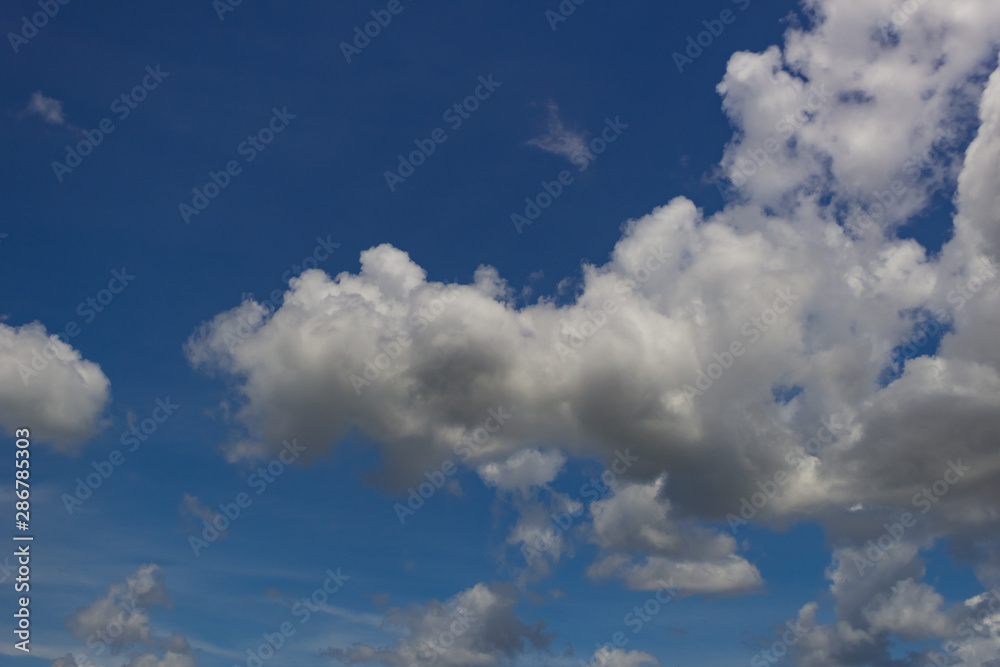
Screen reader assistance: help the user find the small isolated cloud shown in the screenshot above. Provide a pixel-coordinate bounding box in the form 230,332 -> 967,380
25,92 -> 65,125
180,493 -> 226,537
527,101 -> 588,166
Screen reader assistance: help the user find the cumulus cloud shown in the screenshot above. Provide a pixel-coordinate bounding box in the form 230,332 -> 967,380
716,0 -> 1000,222
474,448 -> 584,584
586,477 -> 762,596
948,590 -> 1000,666
527,101 -> 590,167
787,545 -> 1000,666
477,449 -> 567,497
322,582 -> 552,667
24,91 -> 66,125
590,477 -> 740,559
184,188 -> 999,540
0,321 -> 111,451
862,578 -> 951,639
189,0 -> 1000,656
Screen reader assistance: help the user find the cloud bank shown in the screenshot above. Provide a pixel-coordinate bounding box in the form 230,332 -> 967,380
189,0 -> 1000,662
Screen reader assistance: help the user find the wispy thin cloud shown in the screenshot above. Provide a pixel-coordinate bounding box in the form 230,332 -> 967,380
527,101 -> 588,165
24,91 -> 66,125
180,493 -> 227,535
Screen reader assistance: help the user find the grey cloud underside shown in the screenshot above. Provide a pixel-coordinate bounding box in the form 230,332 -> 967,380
189,0 -> 1000,663
0,322 -> 111,451
323,582 -> 552,667
56,565 -> 196,667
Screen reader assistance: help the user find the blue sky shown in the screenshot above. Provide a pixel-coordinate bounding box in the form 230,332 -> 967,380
2,2 -> 1000,667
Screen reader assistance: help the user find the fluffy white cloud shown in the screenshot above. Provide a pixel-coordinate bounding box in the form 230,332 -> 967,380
586,477 -> 761,595
717,0 -> 1000,221
589,551 -> 763,597
188,0 -> 1000,656
0,322 -> 110,451
185,186 -> 998,540
862,578 -> 951,639
948,590 -> 1000,667
323,582 -> 552,667
590,477 -> 736,559
788,546 -> 1000,666
477,449 -> 567,497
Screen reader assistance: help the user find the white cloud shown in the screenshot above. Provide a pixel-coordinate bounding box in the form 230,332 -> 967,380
716,0 -> 1000,221
0,322 -> 111,451
589,552 -> 763,597
527,101 -> 590,167
188,0 -> 1000,652
586,478 -> 762,595
590,477 -> 735,559
862,578 -> 951,639
477,449 -> 566,497
787,544 -> 1000,666
950,590 -> 1000,667
24,91 -> 65,125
